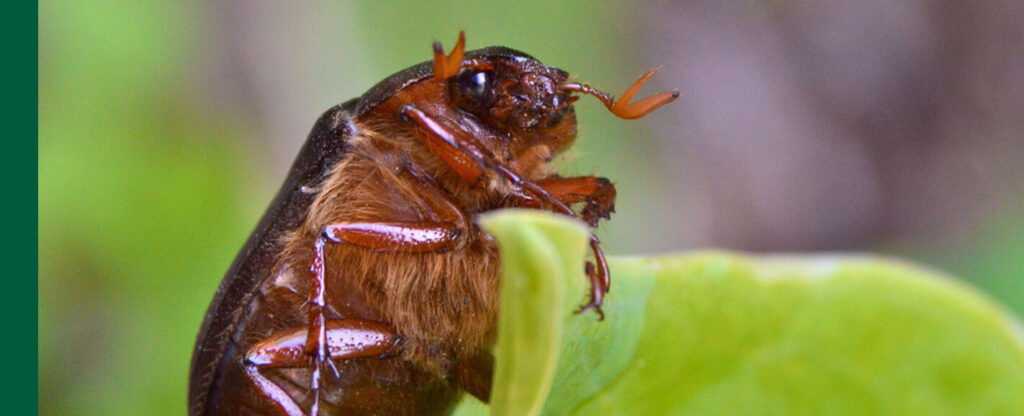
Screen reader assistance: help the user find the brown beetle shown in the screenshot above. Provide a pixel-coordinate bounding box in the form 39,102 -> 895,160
189,32 -> 677,415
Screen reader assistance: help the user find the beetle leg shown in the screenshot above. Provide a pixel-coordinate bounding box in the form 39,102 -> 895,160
300,167 -> 471,412
321,221 -> 462,252
520,175 -> 615,309
399,105 -> 574,216
400,104 -> 609,318
245,319 -> 399,416
305,219 -> 467,411
578,235 -> 610,319
305,220 -> 464,383
400,104 -> 488,185
531,175 -> 617,227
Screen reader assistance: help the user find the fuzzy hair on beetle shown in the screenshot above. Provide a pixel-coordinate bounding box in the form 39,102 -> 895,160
189,32 -> 677,416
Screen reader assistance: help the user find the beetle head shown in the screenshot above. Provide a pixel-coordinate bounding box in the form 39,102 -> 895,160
410,32 -> 677,162
432,33 -> 677,135
428,33 -> 574,134
447,55 -> 573,132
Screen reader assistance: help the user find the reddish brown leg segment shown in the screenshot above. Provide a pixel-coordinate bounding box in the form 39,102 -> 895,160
400,105 -> 488,185
324,221 -> 462,252
400,104 -> 610,318
400,103 -> 574,215
245,320 -> 399,416
581,235 -> 610,317
533,176 -> 617,227
400,104 -> 573,215
525,176 -> 617,316
305,217 -> 466,414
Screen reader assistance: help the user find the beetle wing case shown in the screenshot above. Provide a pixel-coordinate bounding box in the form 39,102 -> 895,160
188,100 -> 358,415
189,48 -> 541,415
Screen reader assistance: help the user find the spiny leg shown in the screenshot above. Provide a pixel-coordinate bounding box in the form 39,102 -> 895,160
304,168 -> 469,412
400,104 -> 611,318
399,104 -> 488,186
306,237 -> 331,414
305,220 -> 463,411
520,175 -> 618,313
532,175 -> 617,227
400,105 -> 573,215
245,319 -> 399,416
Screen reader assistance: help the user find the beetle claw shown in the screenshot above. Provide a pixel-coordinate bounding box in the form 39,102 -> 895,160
575,261 -> 606,320
575,298 -> 605,321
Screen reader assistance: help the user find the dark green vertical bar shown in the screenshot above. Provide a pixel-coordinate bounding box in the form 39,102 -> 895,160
7,1 -> 39,414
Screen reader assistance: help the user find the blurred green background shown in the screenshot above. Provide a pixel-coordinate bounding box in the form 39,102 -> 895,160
39,1 -> 1023,415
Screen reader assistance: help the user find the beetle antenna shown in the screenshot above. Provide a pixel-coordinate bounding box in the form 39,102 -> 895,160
433,31 -> 466,80
560,67 -> 679,119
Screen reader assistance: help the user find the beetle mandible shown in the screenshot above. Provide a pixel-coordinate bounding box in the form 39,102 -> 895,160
189,32 -> 677,416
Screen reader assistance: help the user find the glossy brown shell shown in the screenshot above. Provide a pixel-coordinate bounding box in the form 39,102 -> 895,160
188,47 -> 537,416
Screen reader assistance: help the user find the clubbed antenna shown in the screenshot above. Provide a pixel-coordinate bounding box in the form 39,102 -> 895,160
561,67 -> 679,119
433,31 -> 466,80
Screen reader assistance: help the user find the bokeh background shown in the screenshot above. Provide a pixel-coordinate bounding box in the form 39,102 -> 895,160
39,1 -> 1024,414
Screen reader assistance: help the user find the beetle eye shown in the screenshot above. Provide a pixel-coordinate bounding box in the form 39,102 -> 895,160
453,69 -> 494,107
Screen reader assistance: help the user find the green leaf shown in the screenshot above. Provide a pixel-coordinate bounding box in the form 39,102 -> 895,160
478,210 -> 590,416
453,210 -> 1024,415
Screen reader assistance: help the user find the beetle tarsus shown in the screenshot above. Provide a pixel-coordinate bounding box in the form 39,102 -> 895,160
575,293 -> 606,321
575,261 -> 606,320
